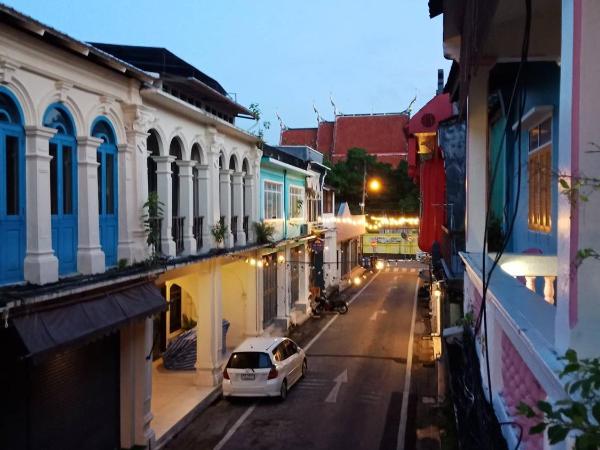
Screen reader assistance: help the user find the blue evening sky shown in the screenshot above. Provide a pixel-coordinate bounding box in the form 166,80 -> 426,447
6,0 -> 450,144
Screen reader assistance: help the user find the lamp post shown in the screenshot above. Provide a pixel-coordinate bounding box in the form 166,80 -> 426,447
360,160 -> 382,214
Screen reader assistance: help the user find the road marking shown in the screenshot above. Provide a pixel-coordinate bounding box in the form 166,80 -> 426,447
325,369 -> 348,403
213,404 -> 256,450
396,277 -> 420,450
369,309 -> 388,321
213,271 -> 380,450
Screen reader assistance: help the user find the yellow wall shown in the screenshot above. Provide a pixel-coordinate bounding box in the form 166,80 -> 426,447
362,230 -> 419,255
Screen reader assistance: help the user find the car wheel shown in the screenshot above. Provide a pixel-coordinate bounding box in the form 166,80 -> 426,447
301,359 -> 307,378
279,379 -> 288,401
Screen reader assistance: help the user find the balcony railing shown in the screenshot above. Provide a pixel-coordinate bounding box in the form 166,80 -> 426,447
490,252 -> 558,304
172,216 -> 185,255
231,216 -> 238,245
193,216 -> 203,250
243,215 -> 249,242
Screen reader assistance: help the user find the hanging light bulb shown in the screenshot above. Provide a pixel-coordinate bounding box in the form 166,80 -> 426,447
249,258 -> 256,266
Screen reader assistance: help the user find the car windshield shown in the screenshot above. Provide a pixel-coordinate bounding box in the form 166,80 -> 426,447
227,352 -> 272,369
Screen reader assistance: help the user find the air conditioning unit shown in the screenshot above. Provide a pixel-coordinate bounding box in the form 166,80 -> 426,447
300,224 -> 309,236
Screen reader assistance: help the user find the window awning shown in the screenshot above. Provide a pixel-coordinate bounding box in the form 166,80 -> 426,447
11,282 -> 166,360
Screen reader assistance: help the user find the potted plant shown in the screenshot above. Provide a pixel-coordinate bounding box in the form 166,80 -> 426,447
141,192 -> 165,259
211,221 -> 228,249
253,221 -> 275,244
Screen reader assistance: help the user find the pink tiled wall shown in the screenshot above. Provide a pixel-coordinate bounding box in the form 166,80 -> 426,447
501,332 -> 546,450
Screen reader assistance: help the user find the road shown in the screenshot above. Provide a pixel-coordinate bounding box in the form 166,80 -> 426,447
164,263 -> 422,450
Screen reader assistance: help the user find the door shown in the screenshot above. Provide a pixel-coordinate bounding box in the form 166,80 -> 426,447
49,139 -> 78,274
1,333 -> 120,450
263,255 -> 278,326
92,119 -> 118,267
283,340 -> 301,384
0,131 -> 25,284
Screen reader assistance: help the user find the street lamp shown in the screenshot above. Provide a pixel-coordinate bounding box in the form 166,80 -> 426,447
368,178 -> 382,192
360,160 -> 383,214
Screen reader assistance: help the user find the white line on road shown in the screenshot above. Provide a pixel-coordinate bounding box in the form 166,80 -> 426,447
396,277 -> 420,450
325,369 -> 348,403
213,404 -> 256,450
304,271 -> 380,351
213,271 -> 380,450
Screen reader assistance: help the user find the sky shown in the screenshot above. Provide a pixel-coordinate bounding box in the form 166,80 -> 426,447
5,0 -> 451,144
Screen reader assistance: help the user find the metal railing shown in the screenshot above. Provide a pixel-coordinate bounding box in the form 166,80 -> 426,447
231,216 -> 238,244
193,216 -> 203,250
243,215 -> 249,242
172,216 -> 185,255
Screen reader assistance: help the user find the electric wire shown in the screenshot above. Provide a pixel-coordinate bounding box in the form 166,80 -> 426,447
472,1 -> 532,449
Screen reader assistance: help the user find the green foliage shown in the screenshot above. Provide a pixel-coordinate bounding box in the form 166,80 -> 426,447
211,221 -> 228,244
455,310 -> 474,327
141,192 -> 165,257
117,258 -> 128,270
327,148 -> 419,214
517,349 -> 600,449
247,103 -> 270,149
253,221 -> 275,244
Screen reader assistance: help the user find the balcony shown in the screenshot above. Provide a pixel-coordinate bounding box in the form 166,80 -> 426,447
490,253 -> 557,304
193,216 -> 203,250
172,216 -> 184,255
231,216 -> 238,245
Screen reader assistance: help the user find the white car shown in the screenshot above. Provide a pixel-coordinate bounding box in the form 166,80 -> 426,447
222,337 -> 307,400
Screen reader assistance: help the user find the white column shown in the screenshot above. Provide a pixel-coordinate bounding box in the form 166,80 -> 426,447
154,156 -> 176,256
244,174 -> 255,243
117,142 -> 138,264
126,128 -> 151,262
76,136 -> 105,274
465,67 -> 490,254
195,262 -> 223,386
23,126 -> 59,284
220,169 -> 234,248
232,171 -> 246,246
196,164 -> 212,252
176,160 -> 196,255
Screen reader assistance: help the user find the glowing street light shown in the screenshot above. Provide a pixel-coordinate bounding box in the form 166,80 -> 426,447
368,178 -> 382,192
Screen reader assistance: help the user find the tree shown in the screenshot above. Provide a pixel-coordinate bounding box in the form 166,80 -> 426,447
327,148 -> 419,214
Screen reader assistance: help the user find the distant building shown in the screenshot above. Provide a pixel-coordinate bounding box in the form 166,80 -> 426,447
280,112 -> 409,166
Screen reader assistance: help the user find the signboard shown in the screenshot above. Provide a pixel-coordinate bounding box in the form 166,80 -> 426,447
362,230 -> 419,255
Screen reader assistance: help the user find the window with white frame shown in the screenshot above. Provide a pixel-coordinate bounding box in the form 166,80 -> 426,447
528,117 -> 552,232
264,181 -> 282,219
289,185 -> 304,219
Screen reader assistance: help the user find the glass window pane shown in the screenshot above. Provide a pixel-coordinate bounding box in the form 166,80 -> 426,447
539,118 -> 552,146
62,146 -> 73,214
106,153 -> 114,214
49,142 -> 58,215
97,152 -> 103,214
529,126 -> 539,152
6,135 -> 19,215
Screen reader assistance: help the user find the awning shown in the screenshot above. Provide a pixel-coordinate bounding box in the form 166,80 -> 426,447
12,282 -> 165,360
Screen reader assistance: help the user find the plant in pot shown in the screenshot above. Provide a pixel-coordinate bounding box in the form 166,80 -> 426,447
253,221 -> 275,244
141,191 -> 165,259
211,221 -> 228,250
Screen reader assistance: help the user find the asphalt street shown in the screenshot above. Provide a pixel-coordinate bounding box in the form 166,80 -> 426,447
164,263 -> 422,450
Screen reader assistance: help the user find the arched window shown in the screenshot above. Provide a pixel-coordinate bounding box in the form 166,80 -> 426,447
0,88 -> 25,284
92,117 -> 118,267
169,139 -> 183,254
229,155 -> 237,219
168,283 -> 182,333
43,104 -> 77,274
147,129 -> 160,194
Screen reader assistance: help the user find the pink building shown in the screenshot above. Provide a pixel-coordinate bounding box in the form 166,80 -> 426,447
433,1 -> 600,449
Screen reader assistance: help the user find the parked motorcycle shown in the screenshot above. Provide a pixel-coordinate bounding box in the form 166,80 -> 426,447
313,288 -> 349,315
